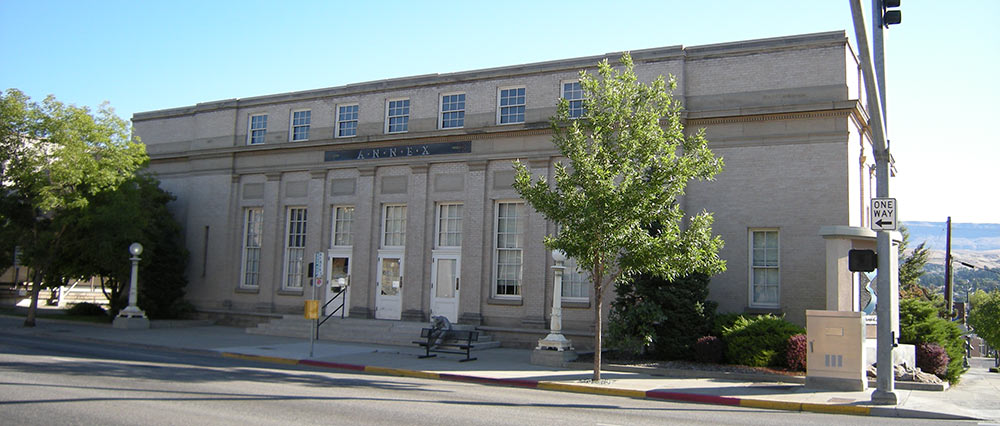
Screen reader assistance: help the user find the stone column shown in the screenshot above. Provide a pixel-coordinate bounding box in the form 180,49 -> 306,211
459,161 -> 487,325
401,164 -> 429,322
349,166 -> 376,318
259,172 -> 282,312
520,159 -> 551,329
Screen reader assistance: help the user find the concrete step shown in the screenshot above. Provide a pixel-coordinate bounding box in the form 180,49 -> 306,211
247,316 -> 500,350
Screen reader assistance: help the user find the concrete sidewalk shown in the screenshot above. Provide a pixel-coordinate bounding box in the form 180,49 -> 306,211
2,315 -> 996,422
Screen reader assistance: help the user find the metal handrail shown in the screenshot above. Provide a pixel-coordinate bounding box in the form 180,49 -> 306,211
316,278 -> 348,339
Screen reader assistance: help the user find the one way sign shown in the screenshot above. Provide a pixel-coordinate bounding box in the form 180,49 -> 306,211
870,197 -> 897,231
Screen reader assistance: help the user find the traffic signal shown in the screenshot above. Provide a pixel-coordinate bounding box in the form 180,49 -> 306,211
849,249 -> 878,272
882,0 -> 902,26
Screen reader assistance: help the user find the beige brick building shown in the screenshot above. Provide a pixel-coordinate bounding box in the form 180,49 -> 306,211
132,31 -> 884,346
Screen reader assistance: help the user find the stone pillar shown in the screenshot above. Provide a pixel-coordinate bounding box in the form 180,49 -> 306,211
349,166 -> 376,318
260,172 -> 282,312
520,159 -> 551,329
459,161 -> 487,325
401,164 -> 429,322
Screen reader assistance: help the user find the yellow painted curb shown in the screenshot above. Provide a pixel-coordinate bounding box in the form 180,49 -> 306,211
740,399 -> 802,411
800,402 -> 871,416
364,366 -> 440,380
537,382 -> 646,398
221,352 -> 298,365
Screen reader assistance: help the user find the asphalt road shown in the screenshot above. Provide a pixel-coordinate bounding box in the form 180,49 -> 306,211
0,333 -> 973,425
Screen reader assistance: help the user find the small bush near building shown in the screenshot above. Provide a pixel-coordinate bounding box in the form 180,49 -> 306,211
722,314 -> 805,368
785,334 -> 807,371
694,335 -> 725,364
916,342 -> 949,376
899,298 -> 966,383
66,302 -> 107,317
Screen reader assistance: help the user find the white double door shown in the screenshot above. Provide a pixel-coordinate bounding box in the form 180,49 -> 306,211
430,252 -> 460,323
375,249 -> 404,320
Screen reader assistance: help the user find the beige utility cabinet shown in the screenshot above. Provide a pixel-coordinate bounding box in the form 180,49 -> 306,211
805,310 -> 867,391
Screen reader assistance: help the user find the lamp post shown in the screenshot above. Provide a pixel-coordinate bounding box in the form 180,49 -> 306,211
537,249 -> 573,351
113,242 -> 149,329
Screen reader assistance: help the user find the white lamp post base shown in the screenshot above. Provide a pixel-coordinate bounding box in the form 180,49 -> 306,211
537,333 -> 574,351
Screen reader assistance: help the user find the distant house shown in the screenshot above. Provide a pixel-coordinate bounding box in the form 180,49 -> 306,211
133,31 -> 886,347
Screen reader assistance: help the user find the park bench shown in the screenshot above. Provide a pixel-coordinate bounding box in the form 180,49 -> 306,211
413,328 -> 479,362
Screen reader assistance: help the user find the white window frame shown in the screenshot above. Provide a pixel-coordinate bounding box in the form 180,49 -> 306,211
247,114 -> 267,145
434,203 -> 463,248
493,200 -> 525,298
561,80 -> 585,119
331,205 -> 354,247
239,207 -> 263,288
749,228 -> 780,308
289,109 -> 311,141
497,86 -> 526,125
439,92 -> 466,129
385,98 -> 410,134
381,204 -> 407,248
336,104 -> 359,138
282,207 -> 308,290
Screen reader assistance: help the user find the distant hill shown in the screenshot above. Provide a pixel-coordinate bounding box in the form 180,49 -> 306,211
903,222 -> 1000,293
903,221 -> 1000,252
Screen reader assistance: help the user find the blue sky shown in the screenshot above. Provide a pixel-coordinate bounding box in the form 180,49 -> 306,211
2,0 -> 997,223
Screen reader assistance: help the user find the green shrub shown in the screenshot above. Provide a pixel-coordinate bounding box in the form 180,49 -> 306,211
722,314 -> 805,367
608,273 -> 717,360
899,298 -> 967,383
66,302 -> 107,317
711,313 -> 745,337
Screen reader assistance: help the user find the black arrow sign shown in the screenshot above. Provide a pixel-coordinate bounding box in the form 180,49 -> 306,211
876,219 -> 894,228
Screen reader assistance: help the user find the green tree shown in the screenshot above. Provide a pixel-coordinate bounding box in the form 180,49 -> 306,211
899,297 -> 967,382
0,89 -> 146,326
54,173 -> 188,319
513,53 -> 725,380
898,224 -> 932,300
968,290 -> 1000,366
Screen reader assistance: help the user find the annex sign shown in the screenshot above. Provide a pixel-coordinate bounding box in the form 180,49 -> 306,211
324,141 -> 471,162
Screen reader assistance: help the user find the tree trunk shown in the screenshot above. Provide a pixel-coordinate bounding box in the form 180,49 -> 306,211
23,269 -> 43,327
593,282 -> 603,381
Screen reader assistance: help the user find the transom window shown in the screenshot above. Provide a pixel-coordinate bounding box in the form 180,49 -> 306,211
386,99 -> 409,133
562,81 -> 585,119
283,207 -> 308,289
750,229 -> 779,307
440,93 -> 465,128
332,206 -> 354,246
240,208 -> 263,288
382,204 -> 407,247
337,105 -> 358,138
436,203 -> 463,248
498,87 -> 526,124
291,110 -> 311,141
494,201 -> 525,297
248,114 -> 267,145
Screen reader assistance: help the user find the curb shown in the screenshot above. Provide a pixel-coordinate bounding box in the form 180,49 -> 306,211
230,352 -> 979,421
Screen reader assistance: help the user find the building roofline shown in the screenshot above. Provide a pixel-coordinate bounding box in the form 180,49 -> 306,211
132,30 -> 847,122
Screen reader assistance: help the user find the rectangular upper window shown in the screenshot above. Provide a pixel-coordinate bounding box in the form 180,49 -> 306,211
248,114 -> 267,145
283,207 -> 308,289
239,208 -> 263,288
440,93 -> 465,129
498,87 -> 525,124
382,204 -> 407,247
336,105 -> 358,138
386,99 -> 410,133
290,110 -> 311,141
332,205 -> 354,246
750,229 -> 780,307
562,256 -> 589,300
436,203 -> 463,248
494,201 -> 525,297
562,81 -> 585,119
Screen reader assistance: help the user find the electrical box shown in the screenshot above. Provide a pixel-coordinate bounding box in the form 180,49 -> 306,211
805,310 -> 867,391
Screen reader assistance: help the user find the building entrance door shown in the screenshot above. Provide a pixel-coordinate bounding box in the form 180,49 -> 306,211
325,253 -> 350,317
430,254 -> 460,322
375,251 -> 403,320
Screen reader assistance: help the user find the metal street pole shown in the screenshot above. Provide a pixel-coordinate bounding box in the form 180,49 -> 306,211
945,216 -> 953,317
851,0 -> 898,405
